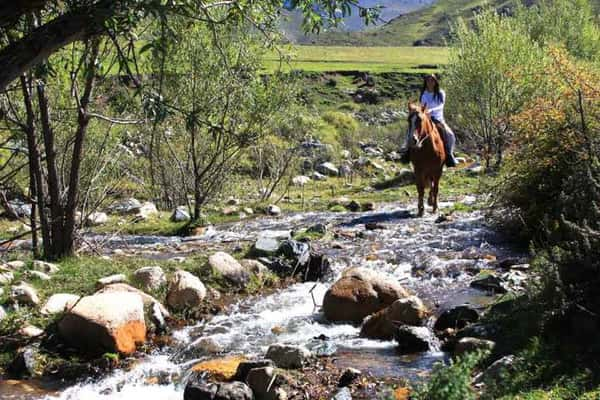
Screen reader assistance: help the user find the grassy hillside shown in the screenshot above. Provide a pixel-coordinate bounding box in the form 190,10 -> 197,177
297,0 -> 600,46
304,0 -> 509,46
263,45 -> 449,73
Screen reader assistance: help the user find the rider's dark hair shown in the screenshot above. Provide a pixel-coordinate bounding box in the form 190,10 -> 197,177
420,74 -> 443,103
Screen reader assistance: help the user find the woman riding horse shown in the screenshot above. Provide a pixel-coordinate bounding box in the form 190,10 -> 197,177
401,74 -> 458,167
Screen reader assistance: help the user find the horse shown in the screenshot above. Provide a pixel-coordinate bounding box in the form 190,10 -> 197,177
407,103 -> 446,217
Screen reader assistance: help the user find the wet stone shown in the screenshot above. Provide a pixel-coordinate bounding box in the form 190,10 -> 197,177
246,367 -> 287,400
307,223 -> 328,235
332,387 -> 352,400
454,337 -> 496,356
7,345 -> 39,377
365,222 -> 385,230
470,273 -> 508,294
434,304 -> 480,332
266,344 -> 312,369
278,240 -> 310,266
338,367 -> 362,387
233,359 -> 274,382
345,200 -> 361,212
253,237 -> 280,257
395,326 -> 437,354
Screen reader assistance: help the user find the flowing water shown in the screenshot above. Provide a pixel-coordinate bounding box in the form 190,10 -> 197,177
7,201 -> 525,399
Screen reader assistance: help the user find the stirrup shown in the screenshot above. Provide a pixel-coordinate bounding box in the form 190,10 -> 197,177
445,154 -> 458,168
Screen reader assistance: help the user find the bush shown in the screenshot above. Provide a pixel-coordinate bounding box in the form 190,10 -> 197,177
412,351 -> 487,400
446,9 -> 545,169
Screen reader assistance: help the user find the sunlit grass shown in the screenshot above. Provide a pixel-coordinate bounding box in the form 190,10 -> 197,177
263,45 -> 449,73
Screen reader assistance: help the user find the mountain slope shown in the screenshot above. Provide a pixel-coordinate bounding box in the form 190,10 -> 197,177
294,0 -> 600,46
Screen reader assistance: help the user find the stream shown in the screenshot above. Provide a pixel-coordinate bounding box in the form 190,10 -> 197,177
4,200 -> 526,399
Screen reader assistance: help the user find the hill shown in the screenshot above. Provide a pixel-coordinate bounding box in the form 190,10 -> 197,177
292,0 -> 600,46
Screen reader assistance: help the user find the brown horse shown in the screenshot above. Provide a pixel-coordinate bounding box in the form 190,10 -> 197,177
407,103 -> 446,217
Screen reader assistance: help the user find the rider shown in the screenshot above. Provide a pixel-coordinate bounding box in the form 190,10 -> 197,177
400,74 -> 458,167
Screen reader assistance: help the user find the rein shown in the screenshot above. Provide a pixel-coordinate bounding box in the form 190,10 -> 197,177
415,129 -> 431,147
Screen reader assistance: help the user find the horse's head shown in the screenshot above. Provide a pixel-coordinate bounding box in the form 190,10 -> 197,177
407,102 -> 431,149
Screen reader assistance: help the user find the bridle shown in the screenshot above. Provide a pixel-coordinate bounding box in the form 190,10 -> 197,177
408,110 -> 431,148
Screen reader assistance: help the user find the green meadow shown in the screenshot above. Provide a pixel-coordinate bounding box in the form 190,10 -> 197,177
263,45 -> 449,73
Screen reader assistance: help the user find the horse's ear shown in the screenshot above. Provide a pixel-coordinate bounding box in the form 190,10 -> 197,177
421,104 -> 428,113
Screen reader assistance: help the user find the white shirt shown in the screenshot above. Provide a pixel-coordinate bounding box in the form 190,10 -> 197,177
420,89 -> 445,123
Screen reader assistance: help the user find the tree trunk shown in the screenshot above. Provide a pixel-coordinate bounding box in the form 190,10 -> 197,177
37,79 -> 64,257
20,74 -> 51,256
56,39 -> 100,259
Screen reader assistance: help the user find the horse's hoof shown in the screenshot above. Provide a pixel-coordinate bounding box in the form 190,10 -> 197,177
417,210 -> 424,217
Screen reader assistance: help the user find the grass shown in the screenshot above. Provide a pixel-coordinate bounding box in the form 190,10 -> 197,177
264,45 -> 449,73
85,165 -> 484,237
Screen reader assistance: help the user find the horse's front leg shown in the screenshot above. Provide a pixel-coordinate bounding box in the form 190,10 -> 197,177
417,179 -> 425,217
431,176 -> 440,214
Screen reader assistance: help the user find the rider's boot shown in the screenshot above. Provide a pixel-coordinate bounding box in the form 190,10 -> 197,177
445,143 -> 458,167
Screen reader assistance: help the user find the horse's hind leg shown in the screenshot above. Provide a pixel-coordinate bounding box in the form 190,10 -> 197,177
427,178 -> 434,207
417,179 -> 425,217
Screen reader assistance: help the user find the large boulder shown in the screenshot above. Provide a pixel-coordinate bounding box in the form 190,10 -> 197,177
167,270 -> 207,311
265,343 -> 312,369
133,266 -> 166,292
96,283 -> 170,318
58,292 -> 146,355
208,252 -> 249,285
323,267 -> 409,323
41,293 -> 80,315
360,296 -> 429,340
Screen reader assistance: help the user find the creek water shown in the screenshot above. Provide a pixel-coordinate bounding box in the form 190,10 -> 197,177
6,201 -> 525,399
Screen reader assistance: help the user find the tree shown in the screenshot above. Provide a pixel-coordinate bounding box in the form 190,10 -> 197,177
0,0 -> 382,91
515,0 -> 600,62
445,10 -> 545,169
0,36 -> 140,259
0,0 -> 381,259
147,22 -> 297,220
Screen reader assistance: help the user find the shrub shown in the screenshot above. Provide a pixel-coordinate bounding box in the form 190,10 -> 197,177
412,351 -> 487,400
